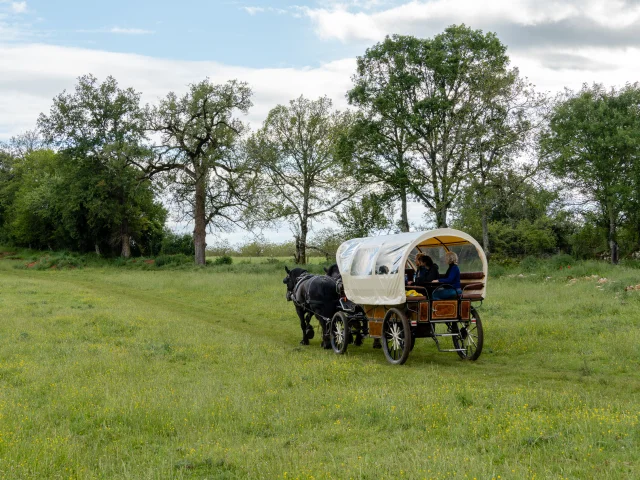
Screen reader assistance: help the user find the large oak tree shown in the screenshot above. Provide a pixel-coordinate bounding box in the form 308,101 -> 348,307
147,79 -> 257,265
350,26 -> 523,229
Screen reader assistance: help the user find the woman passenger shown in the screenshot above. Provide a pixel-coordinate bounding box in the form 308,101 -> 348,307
413,253 -> 439,287
431,252 -> 462,300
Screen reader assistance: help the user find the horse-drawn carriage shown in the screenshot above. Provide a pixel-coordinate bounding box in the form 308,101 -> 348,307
284,228 -> 487,365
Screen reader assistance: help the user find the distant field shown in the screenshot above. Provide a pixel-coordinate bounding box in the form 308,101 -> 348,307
206,256 -> 329,265
0,254 -> 638,478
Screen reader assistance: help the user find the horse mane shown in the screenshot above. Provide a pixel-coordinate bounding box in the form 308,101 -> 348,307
324,263 -> 341,278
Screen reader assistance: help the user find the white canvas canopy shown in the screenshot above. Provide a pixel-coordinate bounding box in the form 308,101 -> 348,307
336,228 -> 488,305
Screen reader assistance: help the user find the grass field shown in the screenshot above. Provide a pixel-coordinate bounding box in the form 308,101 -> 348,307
207,256 -> 329,265
0,253 -> 639,479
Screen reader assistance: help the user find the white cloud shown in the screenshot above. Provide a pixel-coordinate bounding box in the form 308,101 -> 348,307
0,0 -> 27,14
10,1 -> 26,14
301,0 -> 640,47
0,43 -> 355,140
76,26 -> 155,35
304,7 -> 384,42
0,0 -> 32,40
109,26 -> 154,35
242,6 -> 265,15
241,6 -> 288,15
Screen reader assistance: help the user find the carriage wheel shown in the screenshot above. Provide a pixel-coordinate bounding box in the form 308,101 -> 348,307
382,308 -> 411,365
453,306 -> 484,361
330,312 -> 349,355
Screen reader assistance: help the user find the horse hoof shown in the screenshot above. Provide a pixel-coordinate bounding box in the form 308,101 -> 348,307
372,339 -> 382,349
300,340 -> 309,346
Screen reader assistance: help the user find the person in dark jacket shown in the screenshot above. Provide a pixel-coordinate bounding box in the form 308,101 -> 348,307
431,251 -> 462,300
413,253 -> 439,287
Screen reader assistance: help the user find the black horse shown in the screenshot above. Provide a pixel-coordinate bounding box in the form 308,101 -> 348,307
283,264 -> 342,348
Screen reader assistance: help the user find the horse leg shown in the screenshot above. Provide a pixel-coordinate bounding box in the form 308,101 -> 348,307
297,306 -> 310,345
304,312 -> 315,340
317,315 -> 331,349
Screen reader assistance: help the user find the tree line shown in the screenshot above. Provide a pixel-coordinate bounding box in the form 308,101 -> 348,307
1,25 -> 639,265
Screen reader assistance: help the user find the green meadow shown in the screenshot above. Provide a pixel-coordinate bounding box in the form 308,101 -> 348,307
0,253 -> 638,479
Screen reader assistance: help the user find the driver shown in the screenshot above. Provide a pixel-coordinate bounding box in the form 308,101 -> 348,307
408,253 -> 439,287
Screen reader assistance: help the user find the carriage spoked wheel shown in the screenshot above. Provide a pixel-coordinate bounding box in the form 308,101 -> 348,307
381,308 -> 411,365
330,311 -> 349,355
452,306 -> 484,361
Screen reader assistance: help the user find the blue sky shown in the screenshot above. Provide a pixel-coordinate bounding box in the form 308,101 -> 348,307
6,0 -> 374,66
2,0 -> 639,243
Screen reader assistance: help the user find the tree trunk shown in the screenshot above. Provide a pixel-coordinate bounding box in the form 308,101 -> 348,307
296,220 -> 308,265
435,204 -> 448,228
194,173 -> 207,266
399,188 -> 410,232
296,187 -> 309,265
609,209 -> 619,265
121,217 -> 131,258
481,209 -> 490,259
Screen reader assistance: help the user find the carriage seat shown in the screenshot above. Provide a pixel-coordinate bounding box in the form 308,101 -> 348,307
406,296 -> 428,302
460,272 -> 485,301
404,272 -> 485,300
460,271 -> 484,280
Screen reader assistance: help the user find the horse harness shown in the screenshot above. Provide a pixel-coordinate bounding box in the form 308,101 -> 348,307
291,273 -> 340,322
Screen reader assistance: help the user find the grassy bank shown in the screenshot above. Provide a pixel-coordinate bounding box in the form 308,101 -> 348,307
0,248 -> 330,271
0,254 -> 638,479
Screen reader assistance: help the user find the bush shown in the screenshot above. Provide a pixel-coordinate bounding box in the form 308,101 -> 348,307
160,230 -> 195,256
550,253 -> 575,269
520,255 -> 540,272
155,254 -> 192,267
488,264 -> 507,278
212,255 -> 233,265
489,254 -> 518,268
570,222 -> 607,259
19,252 -> 87,270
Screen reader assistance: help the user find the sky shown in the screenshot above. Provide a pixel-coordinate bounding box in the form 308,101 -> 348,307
1,0 -> 639,245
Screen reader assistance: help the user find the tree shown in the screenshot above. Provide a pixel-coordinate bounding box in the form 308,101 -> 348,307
541,83 -> 640,264
342,113 -> 416,233
250,96 -> 360,264
2,150 -> 63,248
3,130 -> 44,158
335,192 -> 395,239
466,74 -> 548,257
148,79 -> 257,265
453,170 -> 573,257
351,26 -> 519,228
0,149 -> 17,243
38,75 -> 157,257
